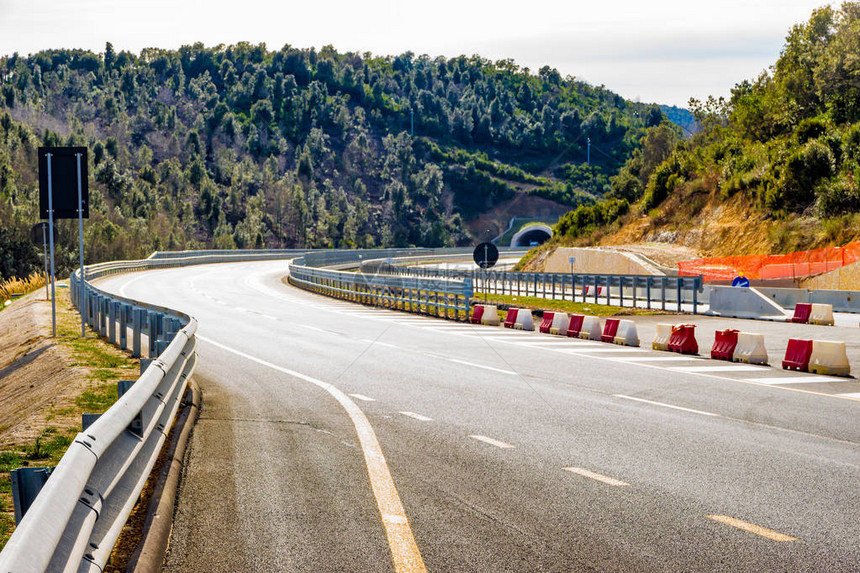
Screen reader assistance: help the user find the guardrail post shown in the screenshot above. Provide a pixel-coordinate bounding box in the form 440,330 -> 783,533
661,278 -> 667,311
82,413 -> 101,431
99,296 -> 108,337
148,312 -> 161,357
676,279 -> 683,312
108,301 -> 118,344
132,308 -> 143,358
119,304 -> 129,350
692,278 -> 699,315
645,277 -> 652,310
10,467 -> 54,524
619,277 -> 625,308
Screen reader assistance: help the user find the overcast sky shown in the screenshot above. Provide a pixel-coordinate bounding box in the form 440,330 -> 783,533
0,0 -> 833,107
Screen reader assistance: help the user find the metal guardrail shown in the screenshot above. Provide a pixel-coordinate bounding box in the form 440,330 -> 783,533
384,267 -> 705,314
0,251 -> 313,572
0,248 -> 481,571
0,268 -> 197,572
289,258 -> 473,320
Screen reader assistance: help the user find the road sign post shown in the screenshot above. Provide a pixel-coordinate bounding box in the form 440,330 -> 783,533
76,152 -> 85,337
46,154 -> 56,337
30,223 -> 54,301
38,147 -> 89,338
473,242 -> 499,303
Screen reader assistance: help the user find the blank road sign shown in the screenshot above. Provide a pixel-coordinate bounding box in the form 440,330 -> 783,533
38,147 -> 89,219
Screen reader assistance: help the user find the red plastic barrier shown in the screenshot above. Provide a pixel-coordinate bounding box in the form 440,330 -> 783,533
668,324 -> 698,354
539,312 -> 555,334
711,329 -> 739,360
789,303 -> 812,324
504,308 -> 519,329
470,305 -> 484,324
782,339 -> 813,371
567,314 -> 585,337
601,318 -> 620,343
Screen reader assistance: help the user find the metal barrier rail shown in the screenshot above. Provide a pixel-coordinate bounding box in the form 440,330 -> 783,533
0,271 -> 196,572
385,267 -> 704,314
0,251 -> 311,572
289,259 -> 473,320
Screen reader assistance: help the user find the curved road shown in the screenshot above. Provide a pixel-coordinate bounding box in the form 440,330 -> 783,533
95,261 -> 860,572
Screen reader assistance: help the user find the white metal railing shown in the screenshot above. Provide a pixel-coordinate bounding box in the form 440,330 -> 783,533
289,260 -> 473,320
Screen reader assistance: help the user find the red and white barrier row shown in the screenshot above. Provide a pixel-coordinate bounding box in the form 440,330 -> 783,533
470,305 -> 851,377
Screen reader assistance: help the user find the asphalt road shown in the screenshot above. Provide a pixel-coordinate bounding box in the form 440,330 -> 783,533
95,261 -> 860,572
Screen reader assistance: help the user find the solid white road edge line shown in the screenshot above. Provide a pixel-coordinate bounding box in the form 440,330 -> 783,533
197,335 -> 426,573
613,394 -> 720,417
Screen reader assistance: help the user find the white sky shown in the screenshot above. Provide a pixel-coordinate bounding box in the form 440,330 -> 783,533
0,0 -> 833,107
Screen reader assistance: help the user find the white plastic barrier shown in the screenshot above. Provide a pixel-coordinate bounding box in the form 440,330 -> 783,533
613,320 -> 639,347
514,309 -> 535,331
809,340 -> 850,376
733,332 -> 768,364
809,303 -> 835,326
481,305 -> 500,326
549,312 -> 570,335
652,323 -> 673,350
579,316 -> 602,340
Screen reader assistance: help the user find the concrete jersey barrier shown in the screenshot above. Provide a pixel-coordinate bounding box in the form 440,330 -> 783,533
809,340 -> 850,376
579,316 -> 602,340
809,303 -> 835,326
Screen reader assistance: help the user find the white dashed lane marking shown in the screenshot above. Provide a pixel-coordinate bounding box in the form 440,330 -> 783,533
469,435 -> 515,449
400,411 -> 433,422
445,358 -> 517,376
614,394 -> 720,417
349,394 -> 376,402
669,365 -> 767,373
744,375 -> 847,384
609,356 -> 697,362
563,467 -> 630,487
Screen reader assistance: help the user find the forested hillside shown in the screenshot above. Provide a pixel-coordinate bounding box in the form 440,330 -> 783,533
0,42 -> 662,279
554,2 -> 860,256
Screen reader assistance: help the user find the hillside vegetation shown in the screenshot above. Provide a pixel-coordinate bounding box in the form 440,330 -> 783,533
0,43 -> 664,280
551,2 -> 860,257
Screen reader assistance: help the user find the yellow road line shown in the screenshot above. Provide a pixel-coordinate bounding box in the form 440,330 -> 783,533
199,336 -> 427,572
707,514 -> 798,542
563,467 -> 630,487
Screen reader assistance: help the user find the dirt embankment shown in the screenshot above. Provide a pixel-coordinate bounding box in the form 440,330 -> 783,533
527,185 -> 841,273
0,292 -> 90,445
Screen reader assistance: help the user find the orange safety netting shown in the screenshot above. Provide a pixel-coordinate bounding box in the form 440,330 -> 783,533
678,241 -> 860,281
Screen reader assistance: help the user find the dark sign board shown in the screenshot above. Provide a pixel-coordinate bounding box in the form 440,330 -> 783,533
473,242 -> 499,269
29,222 -> 58,246
39,147 -> 88,219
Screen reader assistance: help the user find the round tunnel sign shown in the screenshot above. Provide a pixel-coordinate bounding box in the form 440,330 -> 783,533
473,242 -> 499,269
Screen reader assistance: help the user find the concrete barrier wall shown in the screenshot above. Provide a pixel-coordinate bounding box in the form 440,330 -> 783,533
543,247 -> 665,276
707,286 -> 789,320
756,287 -> 860,313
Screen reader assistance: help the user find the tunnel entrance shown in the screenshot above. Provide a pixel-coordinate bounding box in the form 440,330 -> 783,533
511,224 -> 553,247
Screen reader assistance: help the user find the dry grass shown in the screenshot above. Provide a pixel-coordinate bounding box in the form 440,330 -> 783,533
0,273 -> 46,307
